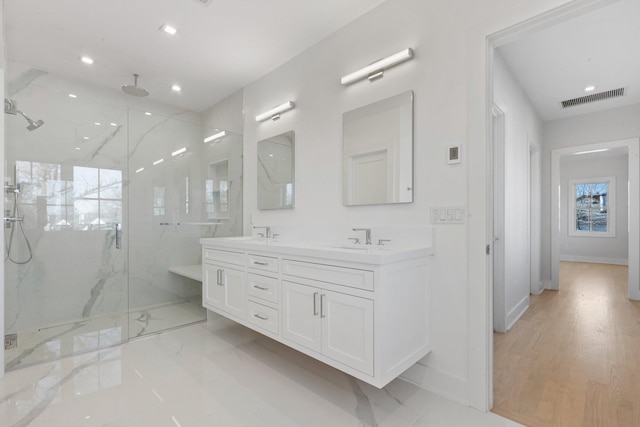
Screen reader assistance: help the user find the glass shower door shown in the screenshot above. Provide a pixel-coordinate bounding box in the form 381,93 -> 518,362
4,75 -> 129,370
127,109 -> 242,337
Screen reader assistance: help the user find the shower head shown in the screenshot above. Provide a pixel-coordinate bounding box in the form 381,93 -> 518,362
5,99 -> 45,131
122,73 -> 149,97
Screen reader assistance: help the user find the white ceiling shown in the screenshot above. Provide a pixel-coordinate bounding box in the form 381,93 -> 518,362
4,0 -> 386,112
498,0 -> 640,122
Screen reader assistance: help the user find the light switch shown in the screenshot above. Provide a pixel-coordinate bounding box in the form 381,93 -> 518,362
429,206 -> 465,224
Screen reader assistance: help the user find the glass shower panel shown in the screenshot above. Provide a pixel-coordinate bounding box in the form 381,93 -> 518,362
127,109 -> 242,338
4,70 -> 129,370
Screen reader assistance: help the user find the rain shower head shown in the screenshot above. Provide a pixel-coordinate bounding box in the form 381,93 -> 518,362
122,73 -> 149,97
4,99 -> 45,131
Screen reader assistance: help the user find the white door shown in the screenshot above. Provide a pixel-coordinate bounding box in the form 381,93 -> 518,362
281,281 -> 322,352
321,291 -> 374,375
349,150 -> 388,205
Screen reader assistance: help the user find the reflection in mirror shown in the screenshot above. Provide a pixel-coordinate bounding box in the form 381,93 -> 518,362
257,131 -> 295,210
207,159 -> 229,219
343,90 -> 413,206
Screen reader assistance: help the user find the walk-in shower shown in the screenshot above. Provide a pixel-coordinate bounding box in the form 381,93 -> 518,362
3,65 -> 243,372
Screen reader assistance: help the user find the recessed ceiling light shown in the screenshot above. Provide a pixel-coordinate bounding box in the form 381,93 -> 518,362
153,158 -> 164,166
69,94 -> 77,98
75,147 -> 81,150
110,122 -> 117,127
83,136 -> 90,140
585,85 -> 596,92
81,56 -> 94,65
171,85 -> 181,93
136,167 -> 145,174
160,24 -> 177,36
145,112 -> 152,116
94,122 -> 101,126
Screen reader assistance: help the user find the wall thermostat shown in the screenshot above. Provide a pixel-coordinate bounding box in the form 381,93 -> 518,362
448,145 -> 461,164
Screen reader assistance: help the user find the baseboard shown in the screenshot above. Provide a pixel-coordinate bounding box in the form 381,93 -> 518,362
400,360 -> 469,405
531,281 -> 545,295
560,255 -> 628,266
506,295 -> 529,331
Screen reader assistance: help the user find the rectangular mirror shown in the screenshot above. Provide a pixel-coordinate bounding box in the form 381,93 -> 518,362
343,90 -> 413,206
257,130 -> 295,210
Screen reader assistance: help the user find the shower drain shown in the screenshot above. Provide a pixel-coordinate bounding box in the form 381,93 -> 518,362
4,333 -> 17,350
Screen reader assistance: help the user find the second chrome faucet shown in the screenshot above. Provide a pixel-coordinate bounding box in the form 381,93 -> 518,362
352,228 -> 372,245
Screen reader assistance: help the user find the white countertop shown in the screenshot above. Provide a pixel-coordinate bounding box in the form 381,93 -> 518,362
200,236 -> 433,265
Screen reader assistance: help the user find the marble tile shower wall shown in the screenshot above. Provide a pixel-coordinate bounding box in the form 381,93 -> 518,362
4,62 -> 243,359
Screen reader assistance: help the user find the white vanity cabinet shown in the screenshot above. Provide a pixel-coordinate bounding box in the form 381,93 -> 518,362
201,238 -> 432,389
281,280 -> 374,375
202,248 -> 246,321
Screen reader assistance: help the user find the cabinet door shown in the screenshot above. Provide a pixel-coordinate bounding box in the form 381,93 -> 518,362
220,266 -> 246,319
203,264 -> 225,309
203,263 -> 245,319
322,291 -> 374,375
281,281 -> 321,353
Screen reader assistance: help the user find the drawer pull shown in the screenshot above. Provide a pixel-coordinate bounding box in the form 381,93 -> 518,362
252,261 -> 269,266
253,313 -> 269,321
253,284 -> 269,291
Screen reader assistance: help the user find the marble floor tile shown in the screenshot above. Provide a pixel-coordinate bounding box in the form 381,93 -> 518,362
5,299 -> 205,371
1,320 -> 522,427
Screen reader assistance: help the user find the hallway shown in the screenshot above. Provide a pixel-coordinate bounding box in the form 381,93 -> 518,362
493,261 -> 640,426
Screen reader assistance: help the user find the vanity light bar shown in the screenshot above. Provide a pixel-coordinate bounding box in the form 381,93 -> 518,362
341,48 -> 414,85
204,130 -> 226,143
171,147 -> 187,157
255,101 -> 295,122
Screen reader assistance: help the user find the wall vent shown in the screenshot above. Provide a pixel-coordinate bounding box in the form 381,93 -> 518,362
561,87 -> 625,108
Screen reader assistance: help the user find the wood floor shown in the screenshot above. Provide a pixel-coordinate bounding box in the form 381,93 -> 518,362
492,261 -> 640,427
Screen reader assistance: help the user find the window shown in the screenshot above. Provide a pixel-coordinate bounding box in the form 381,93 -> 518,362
74,166 -> 122,230
153,187 -> 165,216
568,177 -> 615,237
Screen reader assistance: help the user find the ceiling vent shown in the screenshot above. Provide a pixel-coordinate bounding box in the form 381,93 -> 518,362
193,0 -> 213,6
561,87 -> 625,108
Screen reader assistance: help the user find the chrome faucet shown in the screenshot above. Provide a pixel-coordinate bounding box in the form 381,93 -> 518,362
352,228 -> 372,245
253,225 -> 271,239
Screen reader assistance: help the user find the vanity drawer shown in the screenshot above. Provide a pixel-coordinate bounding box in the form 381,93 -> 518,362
247,273 -> 280,305
203,247 -> 244,266
247,254 -> 279,273
247,300 -> 279,335
282,259 -> 374,291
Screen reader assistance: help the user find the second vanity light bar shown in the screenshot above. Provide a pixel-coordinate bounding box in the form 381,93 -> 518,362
341,48 -> 414,85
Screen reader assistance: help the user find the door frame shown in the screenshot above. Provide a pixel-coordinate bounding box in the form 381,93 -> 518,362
550,139 -> 640,299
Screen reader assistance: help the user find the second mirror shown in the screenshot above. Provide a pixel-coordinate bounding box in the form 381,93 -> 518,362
257,131 -> 295,210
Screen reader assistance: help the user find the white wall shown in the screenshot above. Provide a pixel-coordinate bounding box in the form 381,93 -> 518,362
0,0 -> 5,379
492,51 -> 543,332
559,154 -> 628,264
542,103 -> 640,281
239,0 -> 577,405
